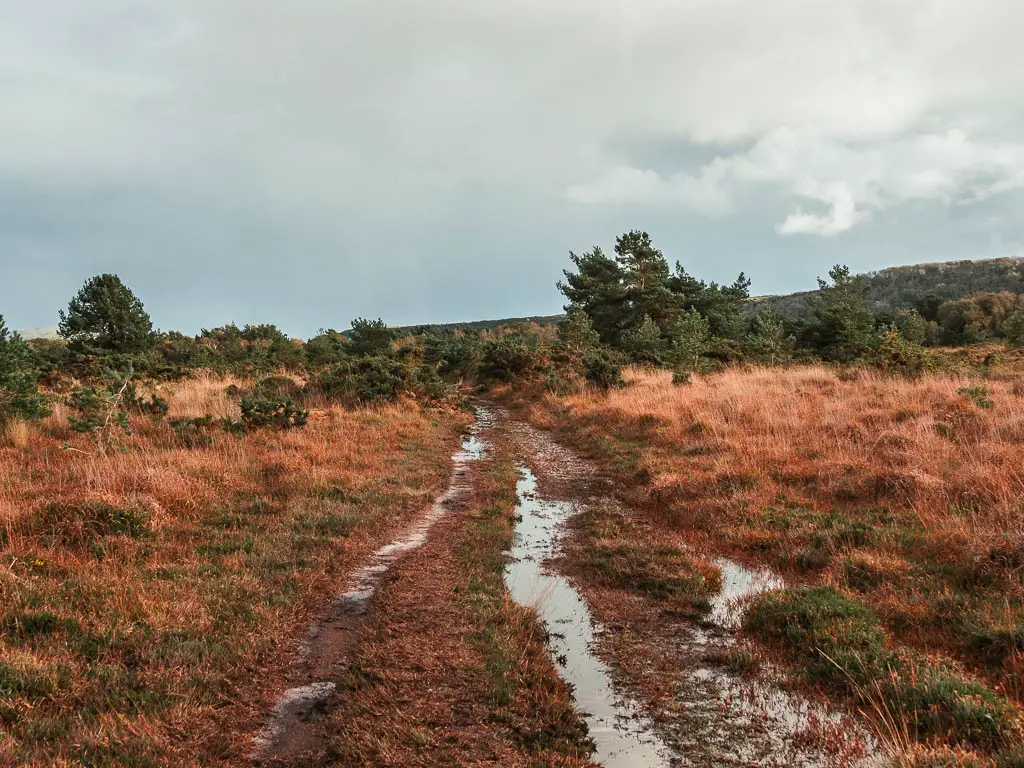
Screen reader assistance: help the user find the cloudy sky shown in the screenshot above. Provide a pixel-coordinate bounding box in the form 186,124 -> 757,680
2,1 -> 1023,337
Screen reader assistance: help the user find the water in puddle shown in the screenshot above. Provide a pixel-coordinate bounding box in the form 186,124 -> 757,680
707,557 -> 785,630
503,412 -> 883,768
505,466 -> 675,768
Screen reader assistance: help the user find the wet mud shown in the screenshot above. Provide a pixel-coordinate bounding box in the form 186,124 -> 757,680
253,404 -> 882,767
501,410 -> 884,768
251,412 -> 491,765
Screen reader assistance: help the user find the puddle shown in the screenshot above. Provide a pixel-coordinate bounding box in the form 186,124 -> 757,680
505,466 -> 675,768
502,412 -> 884,768
707,557 -> 785,630
254,409 -> 493,762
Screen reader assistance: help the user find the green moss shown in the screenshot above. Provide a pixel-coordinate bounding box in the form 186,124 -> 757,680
586,543 -> 718,609
745,587 -> 1023,752
744,586 -> 890,688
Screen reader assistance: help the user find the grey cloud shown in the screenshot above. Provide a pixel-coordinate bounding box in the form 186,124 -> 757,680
1,0 -> 1022,335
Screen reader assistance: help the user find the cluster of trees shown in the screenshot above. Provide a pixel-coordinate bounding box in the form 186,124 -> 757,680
558,234 -> 1024,376
760,256 -> 1024,321
4,235 -> 1024,436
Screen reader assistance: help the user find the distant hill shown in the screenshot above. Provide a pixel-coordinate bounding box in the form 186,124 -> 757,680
381,314 -> 567,336
750,256 -> 1024,321
435,258 -> 1024,331
18,326 -> 61,340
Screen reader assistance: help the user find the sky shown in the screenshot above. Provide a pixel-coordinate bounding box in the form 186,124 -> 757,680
2,0 -> 1023,338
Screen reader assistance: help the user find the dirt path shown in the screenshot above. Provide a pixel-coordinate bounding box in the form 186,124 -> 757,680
249,404 -> 884,767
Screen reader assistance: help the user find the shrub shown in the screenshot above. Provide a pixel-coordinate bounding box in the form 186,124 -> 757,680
415,365 -> 450,400
959,384 -> 994,409
239,395 -> 308,429
671,370 -> 692,386
544,365 -> 580,396
347,318 -> 395,357
883,659 -> 1021,751
313,357 -> 418,404
745,587 -> 1022,752
131,391 -> 169,417
255,375 -> 303,399
582,347 -> 624,389
67,384 -> 131,436
479,337 -> 536,382
424,333 -> 481,379
305,328 -> 349,366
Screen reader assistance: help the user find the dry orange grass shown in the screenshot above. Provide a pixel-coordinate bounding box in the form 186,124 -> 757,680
561,366 -> 1023,537
535,365 -> 1024,693
0,375 -> 470,766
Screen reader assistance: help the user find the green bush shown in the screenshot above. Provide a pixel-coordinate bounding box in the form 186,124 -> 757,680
255,375 -> 303,399
67,384 -> 131,436
958,384 -> 994,409
0,315 -> 50,426
131,391 -> 169,418
745,587 -> 1022,752
582,347 -> 624,389
347,318 -> 395,357
479,336 -> 536,382
313,357 -> 418,404
883,661 -> 1020,751
544,365 -> 580,396
239,395 -> 308,429
672,370 -> 692,386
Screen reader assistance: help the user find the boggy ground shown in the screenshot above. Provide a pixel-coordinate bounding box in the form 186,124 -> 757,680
500,411 -> 881,768
267,413 -> 595,767
0,377 -> 471,766
513,364 -> 1024,765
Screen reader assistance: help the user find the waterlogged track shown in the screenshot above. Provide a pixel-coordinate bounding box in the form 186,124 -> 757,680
506,466 -> 674,767
253,404 -> 881,767
501,412 -> 884,768
253,412 -> 492,764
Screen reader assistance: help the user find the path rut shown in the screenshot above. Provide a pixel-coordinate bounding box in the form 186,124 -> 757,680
252,404 -> 883,767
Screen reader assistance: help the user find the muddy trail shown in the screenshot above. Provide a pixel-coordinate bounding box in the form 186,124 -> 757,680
251,405 -> 883,767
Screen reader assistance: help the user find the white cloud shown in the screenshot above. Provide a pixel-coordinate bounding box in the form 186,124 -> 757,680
567,127 -> 1024,236
777,184 -> 868,237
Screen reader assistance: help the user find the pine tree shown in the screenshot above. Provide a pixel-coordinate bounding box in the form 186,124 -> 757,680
620,315 -> 666,364
0,314 -> 49,426
558,246 -> 629,344
614,231 -> 676,333
808,265 -> 877,362
748,308 -> 795,365
556,305 -> 600,358
348,318 -> 395,357
59,274 -> 153,354
670,308 -> 711,372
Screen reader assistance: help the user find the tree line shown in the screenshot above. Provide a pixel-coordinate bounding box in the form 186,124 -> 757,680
4,233 -> 1024,432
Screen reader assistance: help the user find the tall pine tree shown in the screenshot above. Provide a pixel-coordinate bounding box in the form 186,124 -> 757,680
59,274 -> 153,354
